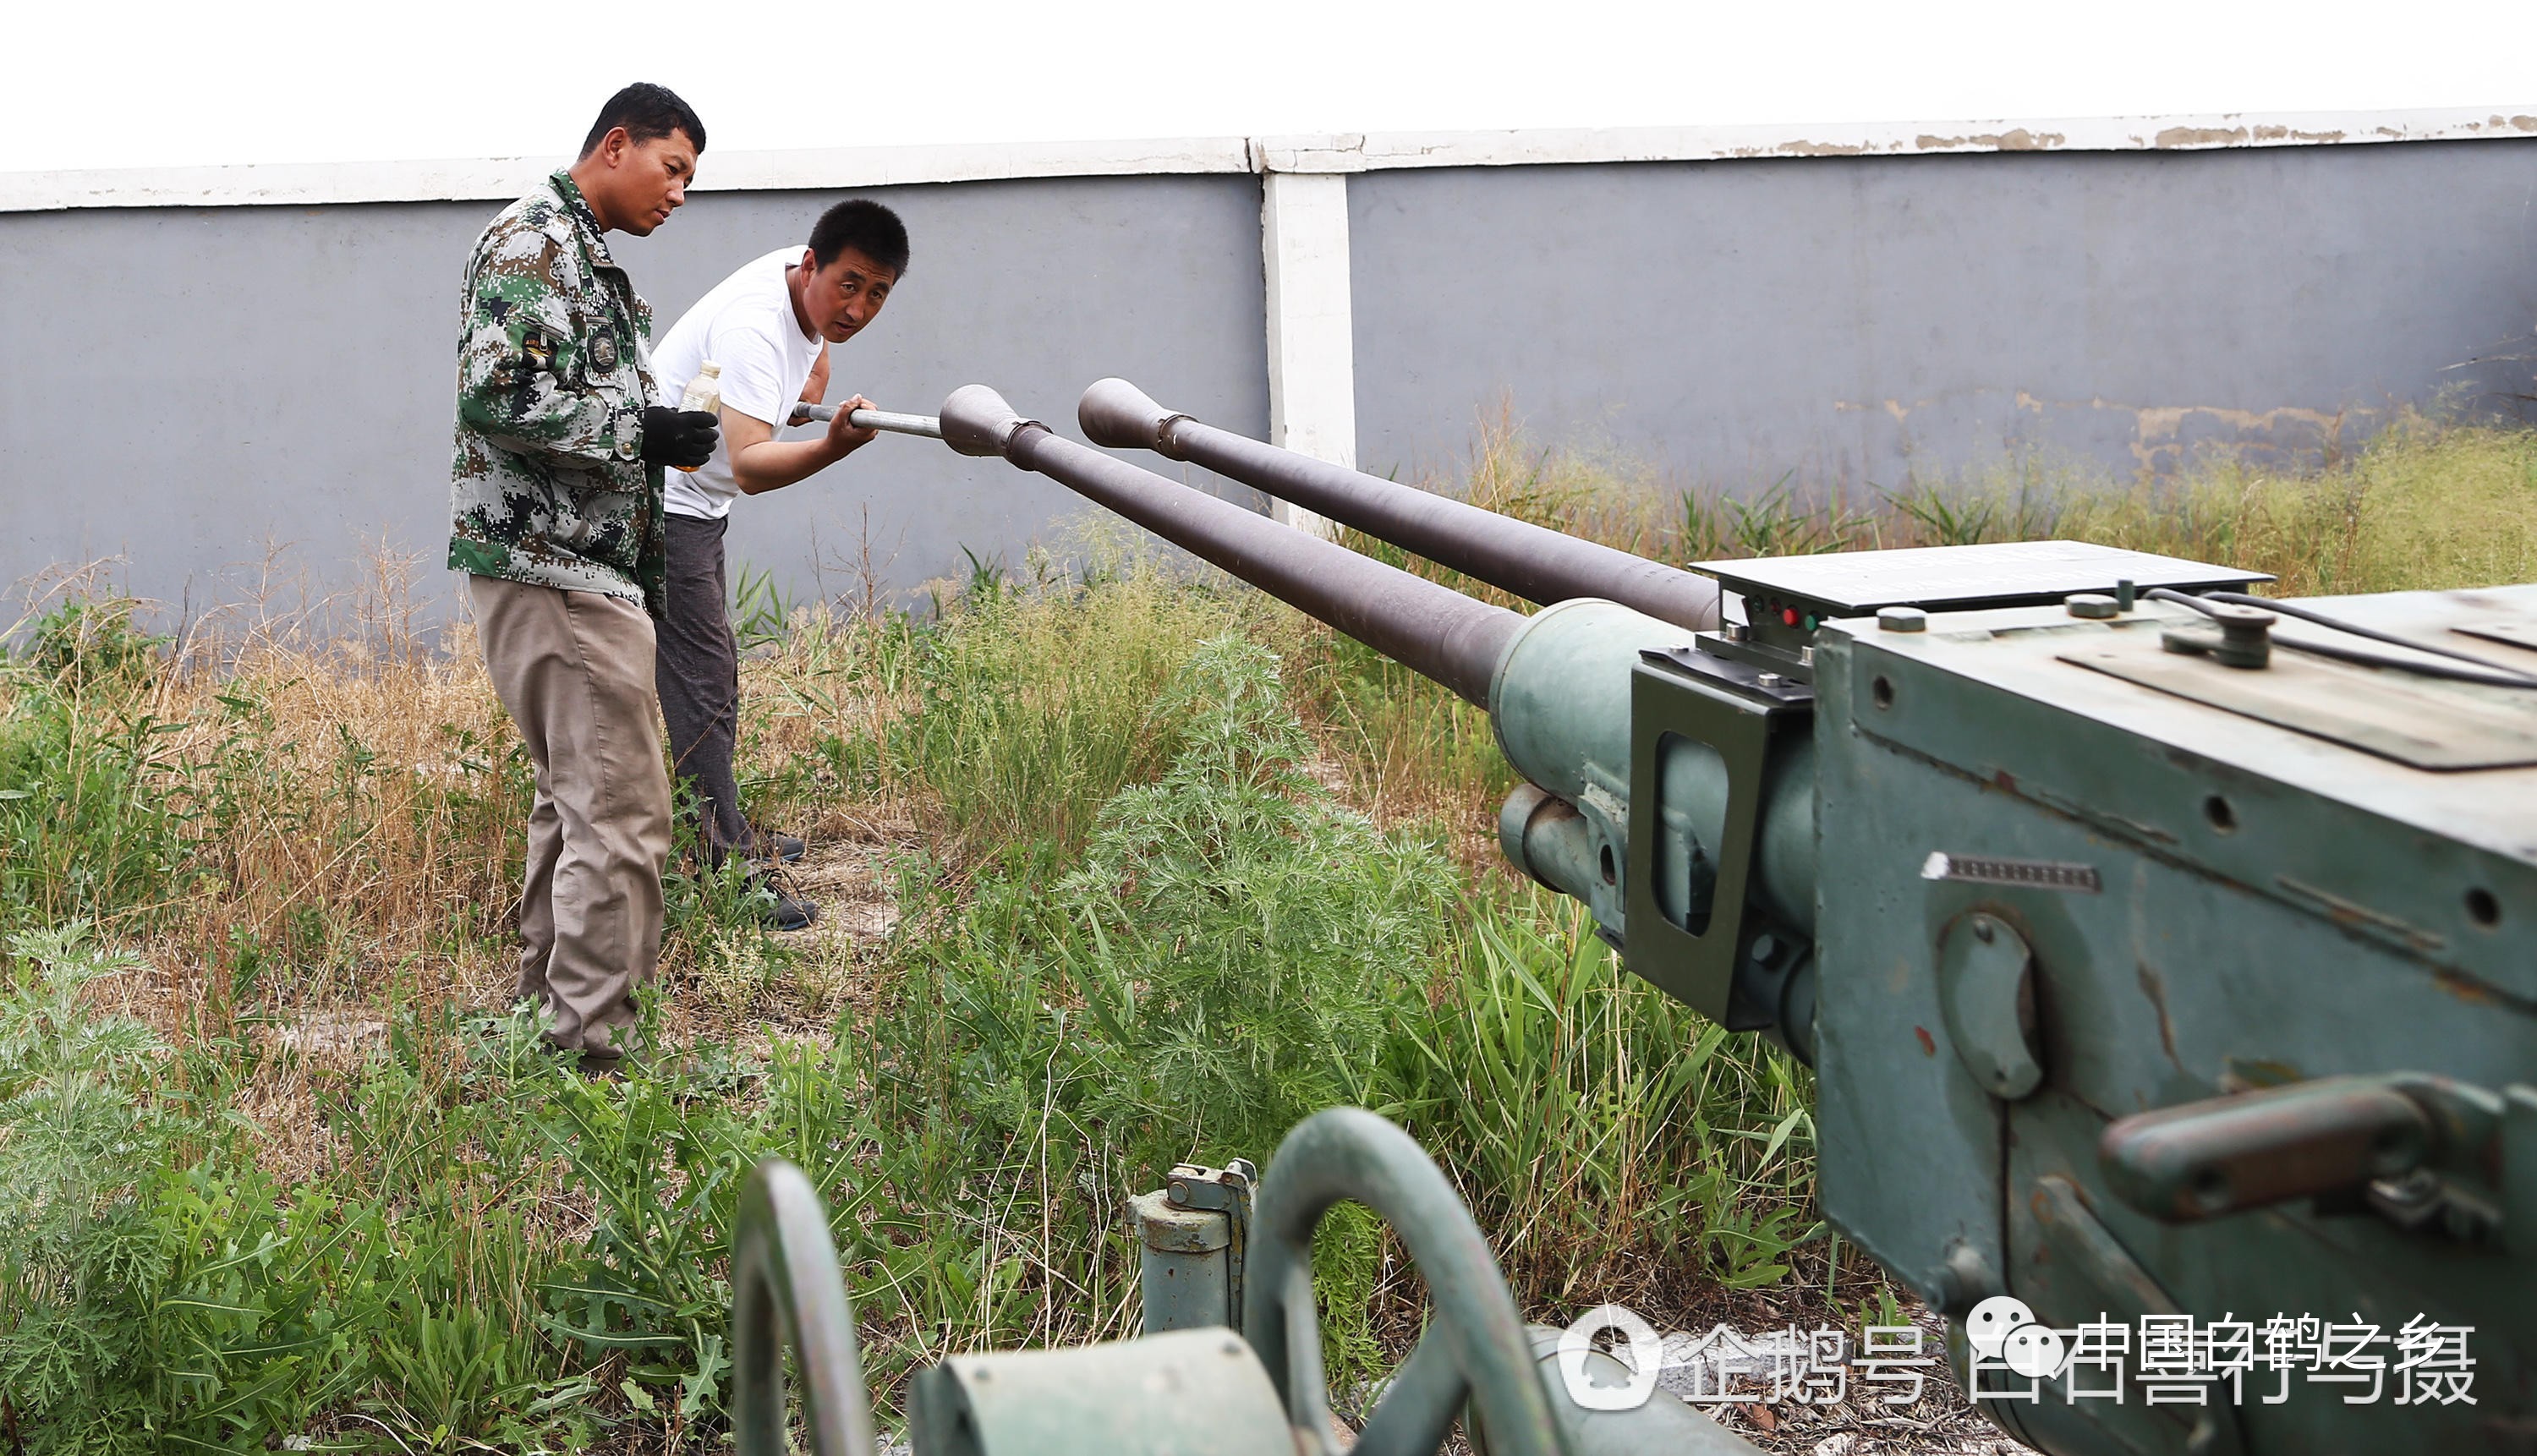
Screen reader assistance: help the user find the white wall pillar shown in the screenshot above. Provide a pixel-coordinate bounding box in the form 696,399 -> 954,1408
1259,170 -> 1356,537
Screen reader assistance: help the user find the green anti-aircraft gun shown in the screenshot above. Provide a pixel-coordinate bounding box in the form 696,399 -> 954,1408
729,382 -> 2537,1456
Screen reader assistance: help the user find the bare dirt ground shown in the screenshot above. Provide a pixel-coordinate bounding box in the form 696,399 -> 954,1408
1708,1337 -> 2039,1456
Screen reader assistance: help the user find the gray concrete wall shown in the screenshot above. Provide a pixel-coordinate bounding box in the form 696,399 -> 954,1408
0,174 -> 1268,628
9,138 -> 2537,631
1348,139 -> 2537,494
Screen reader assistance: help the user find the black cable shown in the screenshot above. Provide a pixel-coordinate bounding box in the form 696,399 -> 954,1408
2266,635 -> 2537,689
2144,588 -> 2222,619
2145,588 -> 2537,689
2202,590 -> 2537,680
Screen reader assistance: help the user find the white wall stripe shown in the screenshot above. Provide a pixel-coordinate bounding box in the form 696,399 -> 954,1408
5,107 -> 2530,213
1250,107 -> 2537,173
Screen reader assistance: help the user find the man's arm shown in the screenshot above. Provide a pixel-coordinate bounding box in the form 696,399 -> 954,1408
455,232 -> 633,464
801,343 -> 830,407
728,395 -> 879,495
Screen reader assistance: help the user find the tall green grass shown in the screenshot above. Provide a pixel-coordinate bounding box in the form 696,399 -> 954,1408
0,603 -> 189,934
1395,890 -> 1816,1301
3,413 -> 2531,1449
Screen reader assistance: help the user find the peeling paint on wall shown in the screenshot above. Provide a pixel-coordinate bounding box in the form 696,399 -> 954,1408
1837,390 -> 2366,476
1759,139 -> 1871,157
2249,124 -> 2350,145
2154,125 -> 2255,149
1906,129 -> 2068,152
2119,401 -> 2356,472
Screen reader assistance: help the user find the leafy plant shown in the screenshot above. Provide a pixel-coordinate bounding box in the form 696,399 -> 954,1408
1681,473 -> 1874,559
19,597 -> 167,698
728,561 -> 793,654
0,927 -> 187,1453
1882,482 -> 1999,545
0,678 -> 188,937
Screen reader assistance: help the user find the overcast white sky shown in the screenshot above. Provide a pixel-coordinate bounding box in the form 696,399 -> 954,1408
18,0 -> 2537,174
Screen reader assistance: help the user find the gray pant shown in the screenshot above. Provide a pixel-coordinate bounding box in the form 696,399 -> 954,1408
466,574 -> 671,1057
656,512 -> 753,865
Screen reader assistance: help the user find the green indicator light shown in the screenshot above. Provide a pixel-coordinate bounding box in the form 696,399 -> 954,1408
1803,615 -> 1817,632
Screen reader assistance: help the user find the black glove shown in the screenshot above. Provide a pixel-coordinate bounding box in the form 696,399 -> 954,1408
640,406 -> 720,469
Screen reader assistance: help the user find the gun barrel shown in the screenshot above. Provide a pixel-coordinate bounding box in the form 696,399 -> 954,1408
941,386 -> 1524,706
1079,378 -> 1721,632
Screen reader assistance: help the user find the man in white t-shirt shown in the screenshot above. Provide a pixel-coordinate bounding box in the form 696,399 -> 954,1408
651,199 -> 907,928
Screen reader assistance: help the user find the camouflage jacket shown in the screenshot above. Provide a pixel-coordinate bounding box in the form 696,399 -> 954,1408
448,169 -> 666,615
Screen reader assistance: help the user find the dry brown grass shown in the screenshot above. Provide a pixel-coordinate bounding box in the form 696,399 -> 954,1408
11,408 -> 2531,1451
62,406 -> 2528,1045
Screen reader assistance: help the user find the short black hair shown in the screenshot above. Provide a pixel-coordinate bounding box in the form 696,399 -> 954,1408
808,200 -> 910,279
578,83 -> 707,160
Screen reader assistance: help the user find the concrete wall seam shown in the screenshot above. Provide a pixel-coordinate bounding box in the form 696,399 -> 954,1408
1260,172 -> 1355,537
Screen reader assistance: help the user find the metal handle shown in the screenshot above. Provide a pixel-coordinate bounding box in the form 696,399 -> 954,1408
2099,1076 -> 2436,1221
791,402 -> 945,438
1243,1108 -> 1567,1456
732,1159 -> 880,1456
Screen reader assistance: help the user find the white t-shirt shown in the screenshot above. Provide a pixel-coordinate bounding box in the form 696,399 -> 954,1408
653,248 -> 824,520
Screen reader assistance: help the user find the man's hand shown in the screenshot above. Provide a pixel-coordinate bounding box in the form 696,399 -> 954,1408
639,405 -> 720,469
823,395 -> 880,456
727,394 -> 881,496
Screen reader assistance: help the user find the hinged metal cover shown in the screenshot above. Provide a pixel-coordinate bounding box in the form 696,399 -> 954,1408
2060,638 -> 2537,770
1625,649 -> 1811,1020
1696,540 -> 2268,616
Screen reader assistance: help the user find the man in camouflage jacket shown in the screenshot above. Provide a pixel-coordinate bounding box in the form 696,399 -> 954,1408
448,166 -> 668,613
448,83 -> 718,1072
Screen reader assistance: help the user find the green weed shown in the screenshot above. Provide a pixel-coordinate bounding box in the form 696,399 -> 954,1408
3,411 -> 2532,1450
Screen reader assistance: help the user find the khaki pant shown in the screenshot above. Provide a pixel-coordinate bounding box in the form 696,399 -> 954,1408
467,574 -> 671,1058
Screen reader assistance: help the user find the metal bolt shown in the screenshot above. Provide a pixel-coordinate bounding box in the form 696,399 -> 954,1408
2210,603 -> 2276,669
1800,646 -> 1816,665
1973,917 -> 1995,944
2066,593 -> 2118,620
1751,933 -> 1778,963
1877,605 -> 1928,633
1726,621 -> 1751,642
1757,672 -> 1784,689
